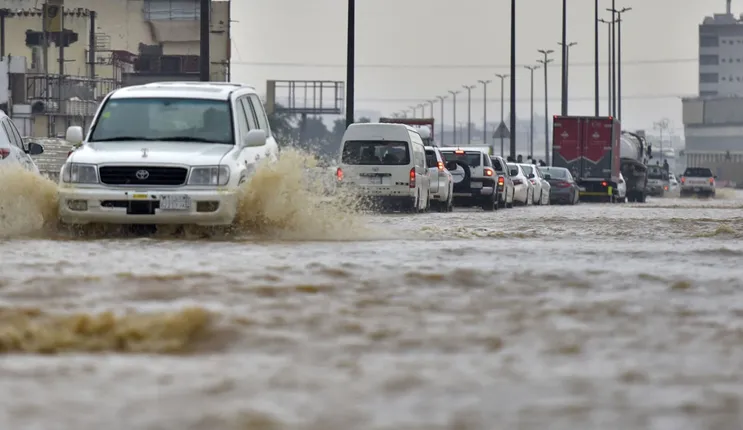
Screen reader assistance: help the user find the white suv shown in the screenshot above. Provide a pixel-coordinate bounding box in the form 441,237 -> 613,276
58,81 -> 279,226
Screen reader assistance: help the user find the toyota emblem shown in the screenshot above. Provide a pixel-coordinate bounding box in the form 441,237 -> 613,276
135,169 -> 150,180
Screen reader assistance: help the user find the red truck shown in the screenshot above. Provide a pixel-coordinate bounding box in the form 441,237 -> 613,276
552,115 -> 621,202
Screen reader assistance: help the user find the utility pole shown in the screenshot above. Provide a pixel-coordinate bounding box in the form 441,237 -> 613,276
428,100 -> 435,117
560,0 -> 567,115
609,0 -> 616,117
495,74 -> 508,156
509,0 -> 517,158
608,6 -> 631,121
437,95 -> 446,146
448,90 -> 460,146
594,0 -> 600,116
524,65 -> 539,159
538,49 -> 554,165
410,105 -> 417,117
418,103 -> 425,117
199,0 -> 210,81
478,79 -> 491,146
599,18 -> 615,115
557,42 -> 577,115
654,118 -> 669,163
345,0 -> 355,127
463,84 -> 475,145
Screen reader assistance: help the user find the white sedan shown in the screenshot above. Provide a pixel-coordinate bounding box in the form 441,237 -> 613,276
507,163 -> 533,205
0,111 -> 44,173
519,163 -> 549,205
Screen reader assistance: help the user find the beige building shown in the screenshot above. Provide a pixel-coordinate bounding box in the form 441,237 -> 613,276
2,0 -> 231,136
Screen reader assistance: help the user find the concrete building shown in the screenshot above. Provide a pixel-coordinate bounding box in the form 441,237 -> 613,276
1,0 -> 231,137
682,0 -> 743,184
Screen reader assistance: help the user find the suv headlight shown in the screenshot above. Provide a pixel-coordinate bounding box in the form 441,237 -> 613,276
188,166 -> 230,186
61,163 -> 98,183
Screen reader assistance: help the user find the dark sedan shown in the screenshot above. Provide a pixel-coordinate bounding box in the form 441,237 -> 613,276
538,166 -> 580,205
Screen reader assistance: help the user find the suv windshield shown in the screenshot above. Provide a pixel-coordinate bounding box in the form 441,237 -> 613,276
342,140 -> 410,165
89,98 -> 234,144
440,151 -> 481,167
683,167 -> 713,177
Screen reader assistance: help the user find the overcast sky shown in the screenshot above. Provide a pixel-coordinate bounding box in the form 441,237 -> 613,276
231,0 -> 720,135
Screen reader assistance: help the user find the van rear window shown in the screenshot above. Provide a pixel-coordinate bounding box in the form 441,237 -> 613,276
440,151 -> 481,167
342,140 -> 410,165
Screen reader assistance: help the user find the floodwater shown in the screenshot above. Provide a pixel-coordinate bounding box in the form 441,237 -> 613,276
2,155 -> 743,430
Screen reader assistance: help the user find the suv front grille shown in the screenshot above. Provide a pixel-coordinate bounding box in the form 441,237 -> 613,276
99,166 -> 188,186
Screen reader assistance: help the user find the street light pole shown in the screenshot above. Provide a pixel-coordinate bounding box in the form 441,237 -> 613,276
448,90 -> 460,146
610,0 -> 616,117
428,100 -> 435,117
410,105 -> 417,117
594,0 -> 600,116
560,0 -> 567,115
524,65 -> 539,159
598,18 -> 615,116
478,79 -> 491,147
436,95 -> 446,145
608,6 -> 631,122
509,0 -> 517,158
537,49 -> 554,165
495,74 -> 508,156
557,42 -> 577,115
463,84 -> 475,145
345,0 -> 355,127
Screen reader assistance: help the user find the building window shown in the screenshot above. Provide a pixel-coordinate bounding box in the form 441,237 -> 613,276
700,54 -> 719,65
143,0 -> 199,21
700,73 -> 719,83
700,91 -> 718,96
700,35 -> 719,47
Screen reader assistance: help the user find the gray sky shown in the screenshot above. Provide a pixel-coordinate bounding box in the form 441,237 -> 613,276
232,0 -> 718,135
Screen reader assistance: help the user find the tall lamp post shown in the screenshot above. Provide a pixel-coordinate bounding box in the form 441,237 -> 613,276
524,65 -> 539,159
345,0 -> 355,127
594,0 -> 600,116
463,84 -> 476,145
436,95 -> 446,145
557,41 -> 577,115
537,49 -> 554,165
495,74 -> 509,156
560,0 -> 567,115
509,0 -> 517,158
598,18 -> 616,115
448,90 -> 460,146
478,79 -> 491,146
409,105 -> 418,117
428,100 -> 435,118
608,6 -> 631,121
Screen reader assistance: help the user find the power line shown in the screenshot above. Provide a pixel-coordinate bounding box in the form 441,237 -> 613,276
337,93 -> 694,103
231,57 -> 697,69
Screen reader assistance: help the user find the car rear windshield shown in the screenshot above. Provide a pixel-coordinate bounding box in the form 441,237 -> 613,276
342,140 -> 410,165
490,158 -> 505,171
507,164 -> 520,176
683,167 -> 713,177
539,167 -> 568,178
89,97 -> 234,144
520,165 -> 534,175
647,165 -> 666,178
425,149 -> 438,167
440,151 -> 481,167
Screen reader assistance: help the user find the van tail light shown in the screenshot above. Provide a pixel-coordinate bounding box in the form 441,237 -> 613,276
336,167 -> 343,181
497,176 -> 504,185
555,181 -> 571,188
409,167 -> 416,188
709,177 -> 715,184
601,181 -> 608,187
484,168 -> 494,177
512,179 -> 522,185
680,177 -> 685,184
437,161 -> 444,171
0,148 -> 9,159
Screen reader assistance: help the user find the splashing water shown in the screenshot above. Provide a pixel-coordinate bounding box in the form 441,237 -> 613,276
0,149 -> 369,240
0,165 -> 59,238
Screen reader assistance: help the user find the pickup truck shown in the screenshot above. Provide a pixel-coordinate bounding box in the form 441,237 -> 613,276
679,167 -> 716,198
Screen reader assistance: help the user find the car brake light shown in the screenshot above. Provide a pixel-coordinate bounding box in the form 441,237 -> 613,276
709,177 -> 715,184
680,177 -> 685,184
484,168 -> 494,177
513,179 -> 522,185
601,181 -> 607,187
664,186 -> 668,190
497,176 -> 504,185
437,161 -> 444,170
454,150 -> 464,154
336,167 -> 343,181
409,167 -> 416,188
0,148 -> 9,159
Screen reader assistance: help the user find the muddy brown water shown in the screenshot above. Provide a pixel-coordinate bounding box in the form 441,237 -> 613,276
2,155 -> 743,429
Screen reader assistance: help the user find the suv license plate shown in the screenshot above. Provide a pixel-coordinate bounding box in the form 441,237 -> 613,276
471,182 -> 482,188
161,195 -> 191,210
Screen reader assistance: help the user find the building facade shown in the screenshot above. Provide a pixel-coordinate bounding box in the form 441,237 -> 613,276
1,0 -> 230,137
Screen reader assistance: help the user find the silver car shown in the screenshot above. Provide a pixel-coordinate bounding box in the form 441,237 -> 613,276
424,146 -> 454,211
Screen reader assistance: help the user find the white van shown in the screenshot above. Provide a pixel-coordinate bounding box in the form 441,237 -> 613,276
337,123 -> 431,212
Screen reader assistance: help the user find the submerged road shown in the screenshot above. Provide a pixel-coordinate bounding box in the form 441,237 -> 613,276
2,163 -> 743,429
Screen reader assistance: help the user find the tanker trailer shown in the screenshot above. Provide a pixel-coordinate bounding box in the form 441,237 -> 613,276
619,131 -> 650,202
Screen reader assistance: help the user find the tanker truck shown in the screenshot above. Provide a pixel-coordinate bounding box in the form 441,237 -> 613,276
619,130 -> 651,202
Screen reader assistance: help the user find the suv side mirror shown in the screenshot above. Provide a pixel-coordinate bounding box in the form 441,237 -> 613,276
26,141 -> 44,155
65,125 -> 83,144
243,129 -> 266,147
445,161 -> 458,171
